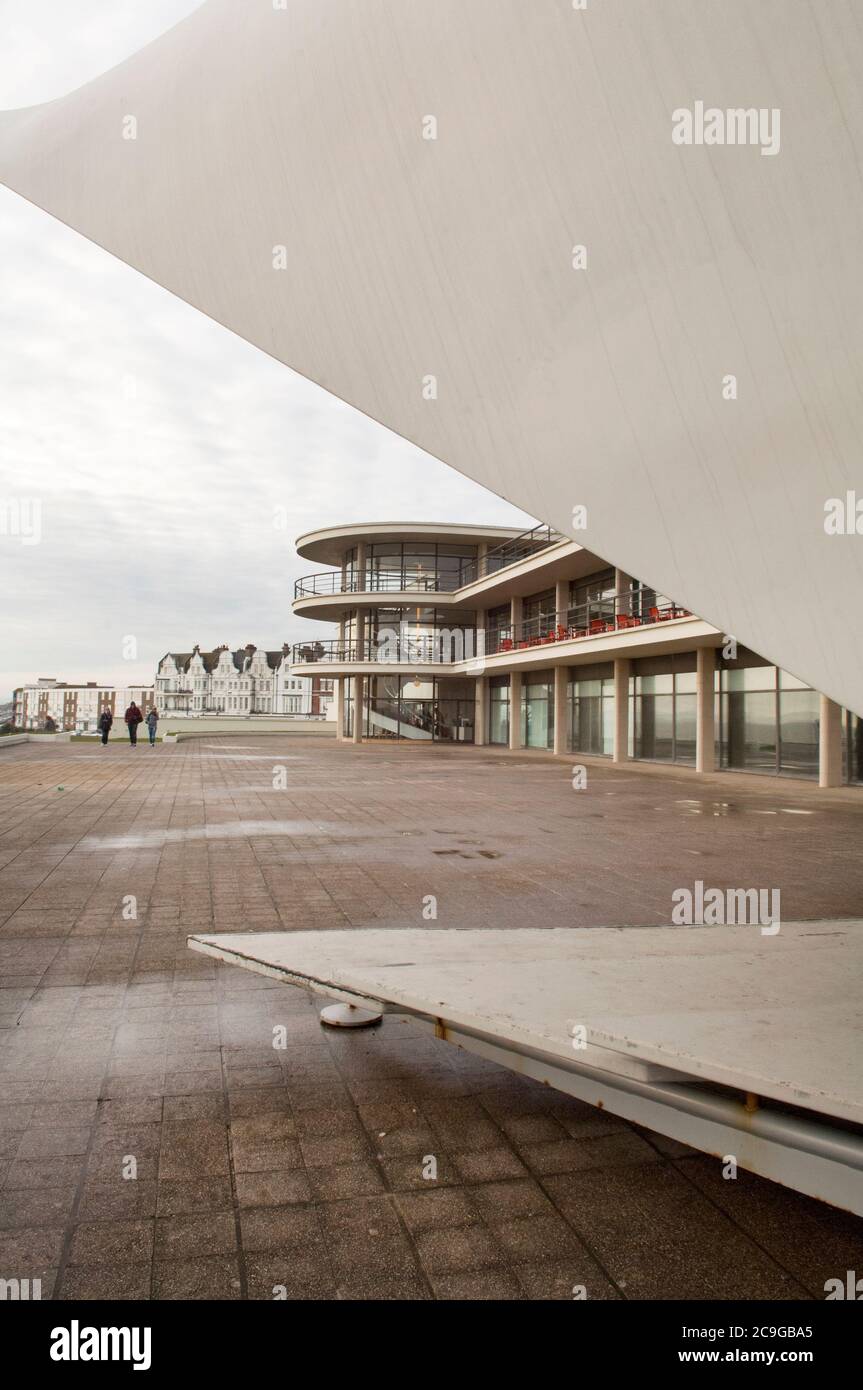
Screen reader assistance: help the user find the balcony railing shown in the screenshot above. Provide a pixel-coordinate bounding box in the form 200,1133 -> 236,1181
459,523 -> 565,587
292,595 -> 693,666
293,522 -> 566,600
485,594 -> 692,654
292,637 -> 473,665
294,569 -> 464,599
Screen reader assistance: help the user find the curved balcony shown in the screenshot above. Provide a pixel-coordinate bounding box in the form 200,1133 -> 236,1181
292,636 -> 467,667
294,522 -> 567,602
294,570 -> 463,599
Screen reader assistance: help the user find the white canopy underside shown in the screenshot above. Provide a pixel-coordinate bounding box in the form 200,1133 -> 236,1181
188,922 -> 863,1127
2,0 -> 862,710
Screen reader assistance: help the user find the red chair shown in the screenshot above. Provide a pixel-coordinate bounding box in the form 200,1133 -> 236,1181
500,637 -> 513,652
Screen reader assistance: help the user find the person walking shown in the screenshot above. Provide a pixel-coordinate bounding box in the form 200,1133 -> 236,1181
124,700 -> 143,747
145,707 -> 159,747
98,706 -> 113,746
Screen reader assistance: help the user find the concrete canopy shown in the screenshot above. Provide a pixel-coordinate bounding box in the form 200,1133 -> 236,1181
1,0 -> 862,712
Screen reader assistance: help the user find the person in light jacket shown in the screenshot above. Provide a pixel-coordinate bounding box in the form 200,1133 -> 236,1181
145,707 -> 159,747
124,701 -> 143,746
98,707 -> 113,746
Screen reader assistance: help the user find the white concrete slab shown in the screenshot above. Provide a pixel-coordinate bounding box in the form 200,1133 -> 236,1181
188,923 -> 863,1126
4,1 -> 863,712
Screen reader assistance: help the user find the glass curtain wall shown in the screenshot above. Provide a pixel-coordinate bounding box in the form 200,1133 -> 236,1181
364,543 -> 477,592
488,677 -> 510,745
630,655 -> 697,765
717,655 -> 819,778
486,603 -> 512,655
844,711 -> 863,784
361,676 -> 475,741
522,591 -> 557,641
567,663 -> 614,756
521,672 -> 554,749
361,607 -> 476,663
568,569 -> 616,629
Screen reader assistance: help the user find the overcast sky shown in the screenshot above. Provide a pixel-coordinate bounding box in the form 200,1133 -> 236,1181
0,0 -> 532,701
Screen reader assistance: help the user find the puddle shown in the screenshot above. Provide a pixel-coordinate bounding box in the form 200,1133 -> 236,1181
77,820 -> 340,851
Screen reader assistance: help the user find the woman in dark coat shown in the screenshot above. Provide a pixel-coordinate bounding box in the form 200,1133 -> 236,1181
98,707 -> 113,746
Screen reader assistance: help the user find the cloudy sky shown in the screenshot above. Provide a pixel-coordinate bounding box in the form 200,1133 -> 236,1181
0,0 -> 532,701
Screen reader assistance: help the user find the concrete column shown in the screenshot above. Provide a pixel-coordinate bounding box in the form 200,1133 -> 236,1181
352,675 -> 364,743
475,607 -> 486,666
553,665 -> 568,756
475,676 -> 487,746
696,647 -> 716,774
555,579 -> 568,635
355,540 -> 367,591
819,695 -> 843,788
612,658 -> 630,763
335,678 -> 345,742
510,594 -> 522,643
509,671 -> 522,750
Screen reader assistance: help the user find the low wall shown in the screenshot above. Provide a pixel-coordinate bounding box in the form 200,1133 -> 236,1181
0,732 -> 74,749
162,718 -> 337,740
1,721 -> 337,746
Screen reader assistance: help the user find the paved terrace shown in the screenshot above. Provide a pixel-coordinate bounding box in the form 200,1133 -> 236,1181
1,735 -> 861,1300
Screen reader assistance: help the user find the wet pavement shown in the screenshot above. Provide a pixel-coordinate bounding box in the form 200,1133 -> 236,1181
1,735 -> 861,1300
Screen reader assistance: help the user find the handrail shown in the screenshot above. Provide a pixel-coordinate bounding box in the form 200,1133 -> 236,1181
294,570 -> 465,598
291,594 -> 694,665
459,522 -> 565,586
293,522 -> 566,599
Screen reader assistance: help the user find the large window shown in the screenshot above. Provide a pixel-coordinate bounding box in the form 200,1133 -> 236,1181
844,711 -> 863,784
363,543 -> 477,593
344,607 -> 476,662
522,590 -> 557,639
630,656 -> 697,765
567,663 -> 614,756
359,676 -> 475,742
488,677 -> 510,745
521,672 -> 554,749
568,569 -> 616,629
486,603 -> 511,652
718,656 -> 819,778
369,607 -> 476,662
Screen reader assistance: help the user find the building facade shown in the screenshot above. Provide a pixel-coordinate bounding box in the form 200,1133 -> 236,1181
12,679 -> 155,732
154,644 -> 333,718
290,524 -> 862,788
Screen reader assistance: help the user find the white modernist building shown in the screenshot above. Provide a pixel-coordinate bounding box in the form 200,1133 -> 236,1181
292,522 -> 862,787
155,644 -> 333,717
